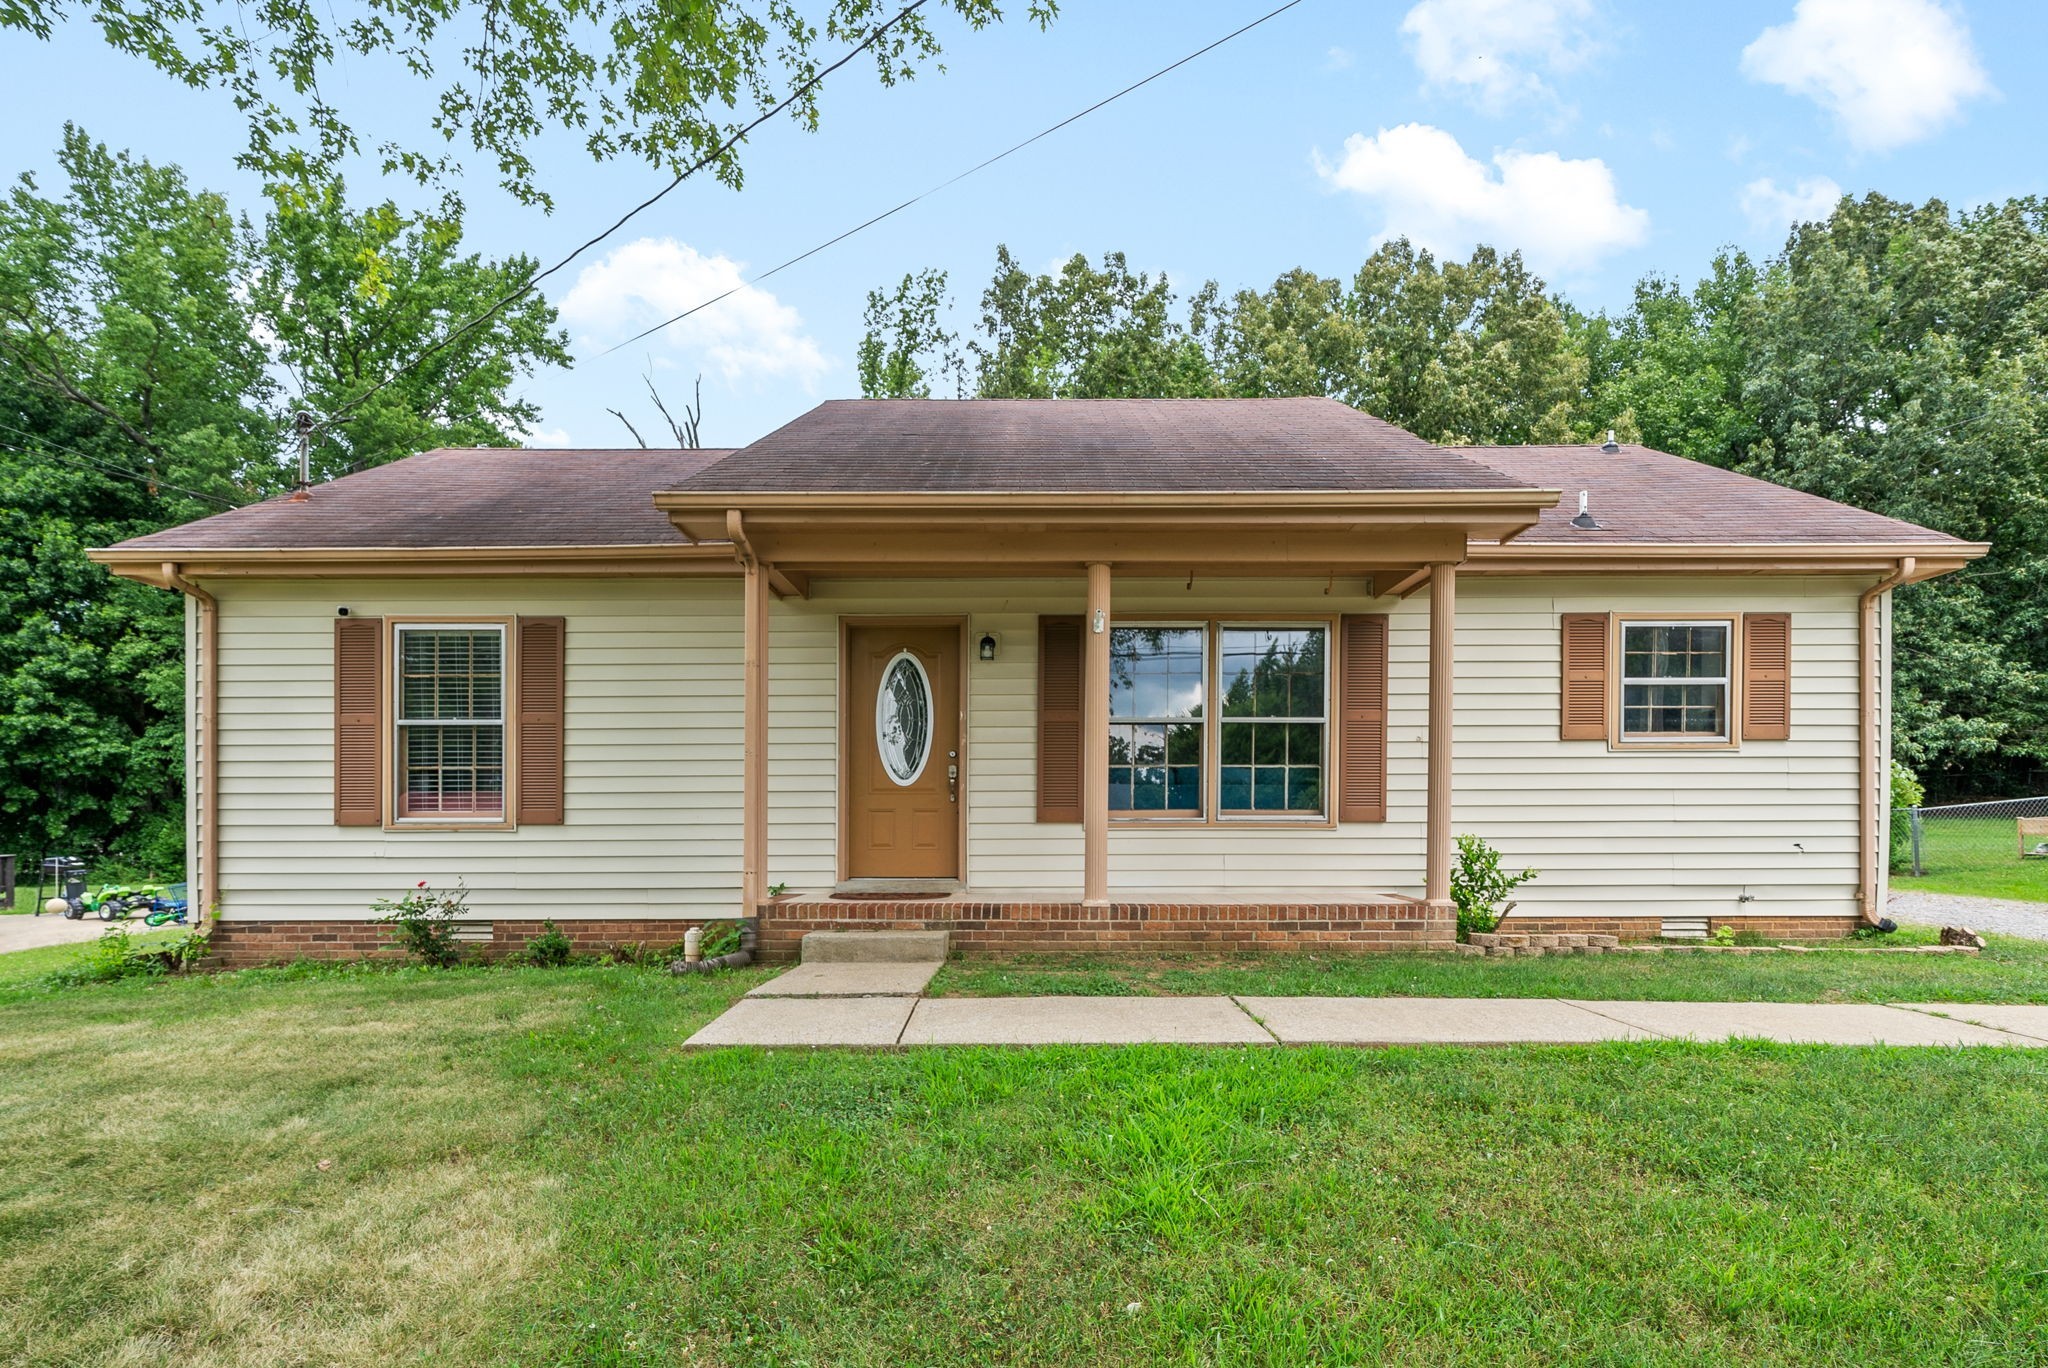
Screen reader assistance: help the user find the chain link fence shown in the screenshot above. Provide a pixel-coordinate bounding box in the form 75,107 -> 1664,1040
1894,795 -> 2048,903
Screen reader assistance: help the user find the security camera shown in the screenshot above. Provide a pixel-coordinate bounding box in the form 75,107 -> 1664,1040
336,606 -> 351,617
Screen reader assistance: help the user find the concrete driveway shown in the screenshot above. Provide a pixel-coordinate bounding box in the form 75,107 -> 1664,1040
0,911 -> 136,955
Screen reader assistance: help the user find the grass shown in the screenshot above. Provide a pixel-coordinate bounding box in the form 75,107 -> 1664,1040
1891,814 -> 2048,902
930,928 -> 2048,1005
1,955 -> 2047,1364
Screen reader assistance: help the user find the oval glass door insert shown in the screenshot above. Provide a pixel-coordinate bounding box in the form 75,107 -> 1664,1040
875,650 -> 934,786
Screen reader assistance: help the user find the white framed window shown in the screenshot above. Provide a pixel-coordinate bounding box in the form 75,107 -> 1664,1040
1619,620 -> 1731,743
394,623 -> 507,820
1107,620 -> 1331,820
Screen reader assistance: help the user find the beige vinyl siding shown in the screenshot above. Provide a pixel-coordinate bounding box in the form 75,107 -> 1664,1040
212,577 -> 741,920
765,577 -> 1424,898
206,569 -> 1869,925
1459,576 -> 1864,922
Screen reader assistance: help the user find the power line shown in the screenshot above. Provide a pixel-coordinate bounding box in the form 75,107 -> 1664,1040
319,0 -> 936,431
0,420 -> 241,509
599,0 -> 1308,357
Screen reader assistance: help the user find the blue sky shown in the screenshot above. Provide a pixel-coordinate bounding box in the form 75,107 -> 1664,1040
5,0 -> 2045,452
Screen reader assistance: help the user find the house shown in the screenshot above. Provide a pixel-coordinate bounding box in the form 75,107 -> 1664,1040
91,398 -> 1985,963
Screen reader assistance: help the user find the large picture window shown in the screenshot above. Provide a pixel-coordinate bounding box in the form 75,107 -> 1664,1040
395,624 -> 506,819
1108,621 -> 1329,821
1620,621 -> 1730,742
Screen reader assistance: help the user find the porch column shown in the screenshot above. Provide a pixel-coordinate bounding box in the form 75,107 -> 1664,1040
742,555 -> 770,909
1083,561 -> 1112,905
1424,561 -> 1457,908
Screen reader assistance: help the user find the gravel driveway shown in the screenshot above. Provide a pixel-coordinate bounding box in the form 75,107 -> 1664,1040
1888,891 -> 2048,941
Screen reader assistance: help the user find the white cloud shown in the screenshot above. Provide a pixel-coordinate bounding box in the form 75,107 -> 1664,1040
1739,175 -> 1845,233
521,426 -> 575,447
1741,0 -> 1993,151
1323,45 -> 1354,71
558,237 -> 828,384
1314,123 -> 1649,275
1399,0 -> 1599,110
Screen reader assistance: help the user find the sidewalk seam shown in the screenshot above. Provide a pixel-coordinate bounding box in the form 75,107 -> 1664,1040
1227,995 -> 1283,1045
1555,998 -> 1675,1039
1886,1002 -> 2048,1044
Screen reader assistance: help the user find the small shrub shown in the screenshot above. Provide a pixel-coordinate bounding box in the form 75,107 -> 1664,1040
46,927 -> 211,987
1449,834 -> 1538,940
1708,923 -> 1738,946
372,880 -> 471,967
698,920 -> 743,958
520,919 -> 576,967
603,940 -> 660,966
1887,760 -> 1925,873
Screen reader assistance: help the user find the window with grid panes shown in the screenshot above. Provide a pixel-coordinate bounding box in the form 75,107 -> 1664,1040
395,625 -> 506,818
1108,626 -> 1206,813
1620,621 -> 1730,741
1218,626 -> 1327,814
1106,623 -> 1330,819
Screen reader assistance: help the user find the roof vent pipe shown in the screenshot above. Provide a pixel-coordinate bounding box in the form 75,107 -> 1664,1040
1570,490 -> 1601,530
1601,429 -> 1620,455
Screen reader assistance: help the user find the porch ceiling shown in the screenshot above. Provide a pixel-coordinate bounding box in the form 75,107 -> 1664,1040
652,489 -> 1561,577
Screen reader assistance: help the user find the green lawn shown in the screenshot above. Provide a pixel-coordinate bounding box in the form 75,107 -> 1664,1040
2,954 -> 2047,1364
1892,813 -> 2048,902
931,929 -> 2048,1004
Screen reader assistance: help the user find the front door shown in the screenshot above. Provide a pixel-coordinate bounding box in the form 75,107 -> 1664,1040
846,624 -> 961,879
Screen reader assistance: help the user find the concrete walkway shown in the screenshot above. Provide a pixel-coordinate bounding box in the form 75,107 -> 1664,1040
685,971 -> 2048,1049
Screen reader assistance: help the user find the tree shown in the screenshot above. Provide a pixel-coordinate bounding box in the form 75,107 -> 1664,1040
250,181 -> 571,477
2,1 -> 1056,209
971,247 -> 1219,399
1576,194 -> 2048,792
0,131 -> 580,873
858,269 -> 961,398
1342,241 -> 1587,445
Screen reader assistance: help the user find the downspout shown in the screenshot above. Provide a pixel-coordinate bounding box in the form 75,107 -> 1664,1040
1858,557 -> 1914,929
161,563 -> 219,926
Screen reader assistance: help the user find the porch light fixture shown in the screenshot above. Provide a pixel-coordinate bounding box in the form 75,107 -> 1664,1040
978,631 -> 998,662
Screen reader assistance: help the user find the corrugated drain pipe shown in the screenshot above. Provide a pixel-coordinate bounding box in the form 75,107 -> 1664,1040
161,563 -> 219,925
1858,556 -> 1914,930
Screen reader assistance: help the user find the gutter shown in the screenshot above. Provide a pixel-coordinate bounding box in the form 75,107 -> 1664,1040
160,563 -> 219,927
1858,557 -> 1915,929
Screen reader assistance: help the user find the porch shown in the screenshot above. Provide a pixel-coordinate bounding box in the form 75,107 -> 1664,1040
753,891 -> 1451,962
657,485 -> 1559,947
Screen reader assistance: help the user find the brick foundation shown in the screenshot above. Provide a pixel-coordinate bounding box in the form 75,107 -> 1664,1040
205,908 -> 1867,966
1502,914 -> 1864,942
755,898 -> 1455,962
207,918 -> 705,967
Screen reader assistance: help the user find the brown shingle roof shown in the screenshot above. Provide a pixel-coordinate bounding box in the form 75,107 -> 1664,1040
1467,443 -> 1968,546
670,397 -> 1528,493
108,447 -> 732,551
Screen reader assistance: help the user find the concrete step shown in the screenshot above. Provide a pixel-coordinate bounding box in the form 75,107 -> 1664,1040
801,929 -> 950,964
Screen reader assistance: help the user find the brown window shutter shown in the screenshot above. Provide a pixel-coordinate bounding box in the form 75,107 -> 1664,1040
1337,614 -> 1390,823
1037,616 -> 1084,823
1742,612 -> 1792,741
1560,613 -> 1610,741
516,616 -> 567,824
334,617 -> 384,826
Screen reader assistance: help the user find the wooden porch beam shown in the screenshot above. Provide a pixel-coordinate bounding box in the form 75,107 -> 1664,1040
1385,565 -> 1432,600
